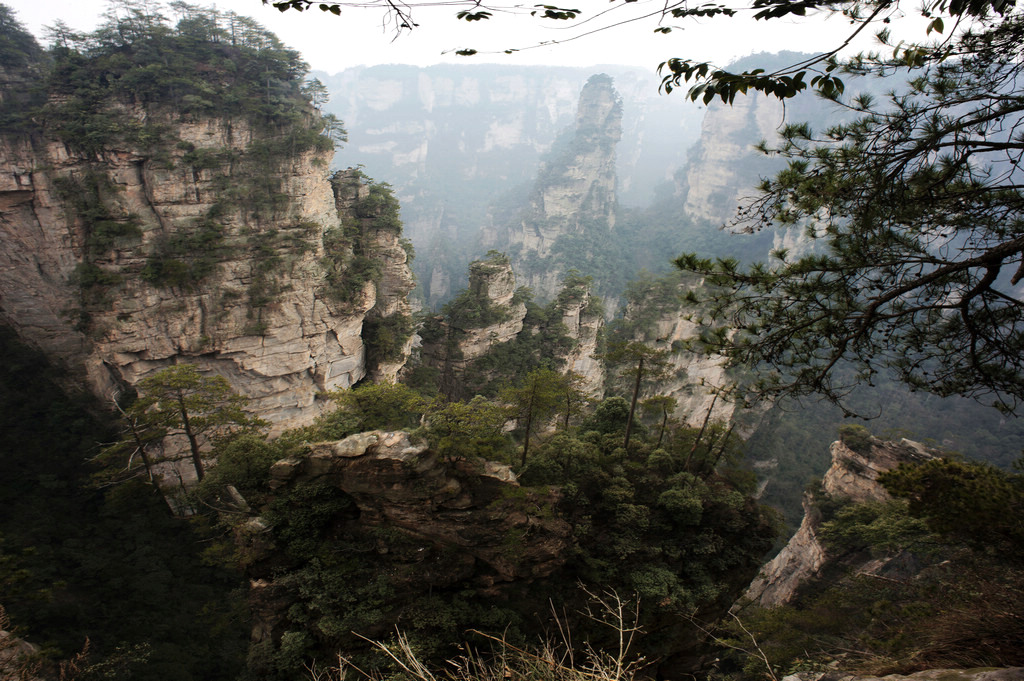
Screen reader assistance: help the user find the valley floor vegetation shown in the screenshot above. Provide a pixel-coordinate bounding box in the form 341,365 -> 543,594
4,328 -> 1022,680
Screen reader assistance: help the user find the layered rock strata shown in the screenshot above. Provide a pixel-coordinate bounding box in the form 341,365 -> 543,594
419,255 -> 606,396
558,285 -> 605,397
0,112 -> 413,438
419,254 -> 528,375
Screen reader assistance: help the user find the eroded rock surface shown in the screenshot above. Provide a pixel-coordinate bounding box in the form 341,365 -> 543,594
745,437 -> 936,607
0,108 -> 413,439
507,74 -> 622,298
267,430 -> 571,582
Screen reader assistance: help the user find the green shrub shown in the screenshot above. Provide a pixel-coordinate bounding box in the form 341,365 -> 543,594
838,423 -> 873,453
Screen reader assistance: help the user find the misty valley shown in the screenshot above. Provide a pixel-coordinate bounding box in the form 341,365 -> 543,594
1,3 -> 1023,681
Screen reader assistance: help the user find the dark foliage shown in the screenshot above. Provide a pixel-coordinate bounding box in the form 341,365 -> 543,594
0,325 -> 248,680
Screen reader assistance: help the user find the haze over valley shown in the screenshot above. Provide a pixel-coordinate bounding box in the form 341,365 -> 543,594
2,3 -> 1023,680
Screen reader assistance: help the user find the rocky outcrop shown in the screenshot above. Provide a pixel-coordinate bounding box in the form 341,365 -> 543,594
267,430 -> 571,581
0,106 -> 413,441
322,65 -> 703,306
0,627 -> 45,681
332,172 -> 417,383
614,274 -> 736,429
680,91 -> 784,225
248,430 -> 572,646
419,253 -> 528,377
744,437 -> 936,607
419,255 -> 607,397
459,256 -> 528,361
649,313 -> 736,428
556,284 -> 605,397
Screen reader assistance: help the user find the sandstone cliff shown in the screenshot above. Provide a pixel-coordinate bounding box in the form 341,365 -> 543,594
744,436 -> 936,607
555,279 -> 606,398
679,90 -> 785,225
419,253 -> 529,386
505,74 -> 623,299
418,255 -> 605,398
612,273 -> 737,429
0,62 -> 414,442
322,65 -> 702,306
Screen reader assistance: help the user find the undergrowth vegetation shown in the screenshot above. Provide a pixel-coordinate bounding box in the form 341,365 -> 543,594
712,457 -> 1024,679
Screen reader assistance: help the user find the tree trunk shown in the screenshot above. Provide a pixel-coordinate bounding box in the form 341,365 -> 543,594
623,356 -> 644,451
705,423 -> 736,476
685,393 -> 718,472
657,406 -> 668,448
521,387 -> 535,467
177,394 -> 205,480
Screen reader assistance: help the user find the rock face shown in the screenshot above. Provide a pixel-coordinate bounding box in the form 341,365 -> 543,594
614,275 -> 736,429
745,437 -> 935,607
419,254 -> 528,377
0,106 -> 413,437
506,74 -> 623,299
267,430 -> 571,581
680,91 -> 785,225
0,627 -> 45,681
649,313 -> 737,429
418,254 -> 606,397
557,285 -> 606,397
332,173 -> 417,383
249,430 -> 572,646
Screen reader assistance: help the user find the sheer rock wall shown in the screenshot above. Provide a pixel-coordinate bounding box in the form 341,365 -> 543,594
507,74 -> 622,299
0,111 -> 413,435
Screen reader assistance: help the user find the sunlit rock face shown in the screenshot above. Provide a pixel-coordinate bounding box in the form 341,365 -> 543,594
679,91 -> 785,225
744,437 -> 935,608
558,286 -> 605,398
0,108 -> 413,434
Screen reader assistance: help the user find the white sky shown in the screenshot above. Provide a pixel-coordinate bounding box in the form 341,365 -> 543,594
9,0 -> 917,75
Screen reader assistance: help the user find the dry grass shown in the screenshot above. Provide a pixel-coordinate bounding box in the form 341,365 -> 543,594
306,588 -> 649,681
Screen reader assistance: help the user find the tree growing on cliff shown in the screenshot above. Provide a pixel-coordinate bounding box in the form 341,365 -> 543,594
423,396 -> 510,461
676,9 -> 1024,413
321,381 -> 427,434
880,457 -> 1024,556
501,368 -> 565,466
641,395 -> 677,448
110,364 -> 265,482
600,341 -> 671,451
